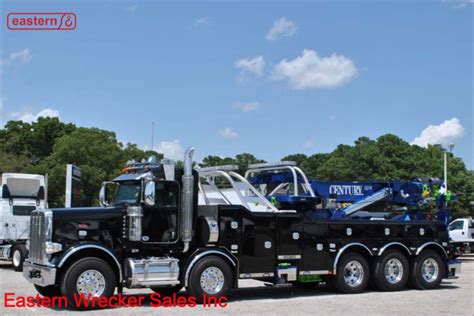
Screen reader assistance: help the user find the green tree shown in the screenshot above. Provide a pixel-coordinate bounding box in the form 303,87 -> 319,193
29,128 -> 124,207
234,153 -> 265,174
199,155 -> 236,168
0,150 -> 32,173
281,154 -> 308,167
122,143 -> 163,163
0,117 -> 75,161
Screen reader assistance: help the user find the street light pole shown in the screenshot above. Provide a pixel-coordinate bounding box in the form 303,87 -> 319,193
151,122 -> 155,151
444,143 -> 455,193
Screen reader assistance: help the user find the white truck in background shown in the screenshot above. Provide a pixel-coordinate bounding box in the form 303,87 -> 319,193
0,173 -> 47,271
449,217 -> 474,254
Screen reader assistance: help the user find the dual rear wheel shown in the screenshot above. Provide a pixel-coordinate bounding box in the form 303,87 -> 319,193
333,250 -> 444,294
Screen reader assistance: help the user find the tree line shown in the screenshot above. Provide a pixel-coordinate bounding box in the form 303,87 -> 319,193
1,117 -> 472,218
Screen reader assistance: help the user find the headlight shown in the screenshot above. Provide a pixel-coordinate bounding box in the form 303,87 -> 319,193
45,242 -> 62,254
25,240 -> 30,251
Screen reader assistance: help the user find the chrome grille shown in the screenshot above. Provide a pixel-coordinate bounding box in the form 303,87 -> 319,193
28,210 -> 52,264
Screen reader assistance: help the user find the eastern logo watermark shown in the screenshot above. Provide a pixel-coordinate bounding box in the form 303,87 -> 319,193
7,13 -> 76,30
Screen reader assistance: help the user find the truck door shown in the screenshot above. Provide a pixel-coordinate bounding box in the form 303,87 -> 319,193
449,220 -> 465,242
141,181 -> 180,243
0,200 -> 13,240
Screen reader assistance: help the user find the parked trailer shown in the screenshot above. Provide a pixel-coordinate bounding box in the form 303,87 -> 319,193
0,173 -> 47,270
23,150 -> 460,309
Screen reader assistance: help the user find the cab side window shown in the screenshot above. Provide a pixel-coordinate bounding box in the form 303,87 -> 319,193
449,221 -> 464,231
155,182 -> 179,207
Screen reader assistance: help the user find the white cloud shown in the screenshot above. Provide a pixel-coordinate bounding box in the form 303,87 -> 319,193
235,56 -> 265,78
271,49 -> 357,90
11,108 -> 60,123
9,48 -> 32,63
195,17 -> 210,26
303,140 -> 316,149
411,118 -> 465,147
219,127 -> 238,139
234,101 -> 259,112
155,139 -> 184,161
0,48 -> 32,68
266,17 -> 297,41
443,0 -> 474,9
124,5 -> 138,13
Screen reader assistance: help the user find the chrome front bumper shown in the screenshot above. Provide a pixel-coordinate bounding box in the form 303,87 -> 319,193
23,261 -> 57,286
447,259 -> 461,279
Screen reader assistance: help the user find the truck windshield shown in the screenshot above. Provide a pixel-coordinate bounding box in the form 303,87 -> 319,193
113,182 -> 141,206
12,205 -> 37,216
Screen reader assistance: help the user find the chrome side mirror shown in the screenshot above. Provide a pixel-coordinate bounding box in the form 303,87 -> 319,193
2,184 -> 11,199
144,181 -> 155,206
99,182 -> 119,207
99,184 -> 108,207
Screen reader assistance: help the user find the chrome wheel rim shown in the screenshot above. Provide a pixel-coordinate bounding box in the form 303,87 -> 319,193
12,250 -> 21,267
200,266 -> 225,295
384,258 -> 404,284
421,258 -> 439,283
76,269 -> 106,297
343,260 -> 364,287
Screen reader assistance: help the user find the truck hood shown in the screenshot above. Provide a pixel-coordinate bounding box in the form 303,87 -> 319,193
50,206 -> 124,220
49,206 -> 125,248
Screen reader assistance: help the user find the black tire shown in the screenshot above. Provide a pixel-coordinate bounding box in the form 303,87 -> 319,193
34,284 -> 62,298
410,250 -> 445,290
372,250 -> 409,291
60,257 -> 117,309
186,255 -> 233,303
335,253 -> 370,294
11,244 -> 27,271
151,284 -> 183,296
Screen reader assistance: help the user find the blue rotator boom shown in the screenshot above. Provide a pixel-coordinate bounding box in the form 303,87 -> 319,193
340,188 -> 391,217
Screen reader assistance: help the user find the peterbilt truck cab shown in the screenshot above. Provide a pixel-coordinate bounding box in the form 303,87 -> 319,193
23,147 -> 460,308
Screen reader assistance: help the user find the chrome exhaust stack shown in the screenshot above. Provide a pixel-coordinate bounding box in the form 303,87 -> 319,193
181,147 -> 195,253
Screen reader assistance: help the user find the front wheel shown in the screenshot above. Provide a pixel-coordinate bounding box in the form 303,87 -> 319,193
335,253 -> 370,294
11,244 -> 27,271
186,255 -> 233,303
410,250 -> 445,290
60,257 -> 117,309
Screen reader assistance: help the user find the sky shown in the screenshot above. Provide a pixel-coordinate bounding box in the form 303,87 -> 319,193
1,1 -> 472,169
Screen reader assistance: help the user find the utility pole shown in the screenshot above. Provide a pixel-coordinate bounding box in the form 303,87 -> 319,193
151,122 -> 154,151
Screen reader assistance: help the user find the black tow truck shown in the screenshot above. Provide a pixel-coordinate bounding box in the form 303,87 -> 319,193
23,147 -> 461,306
